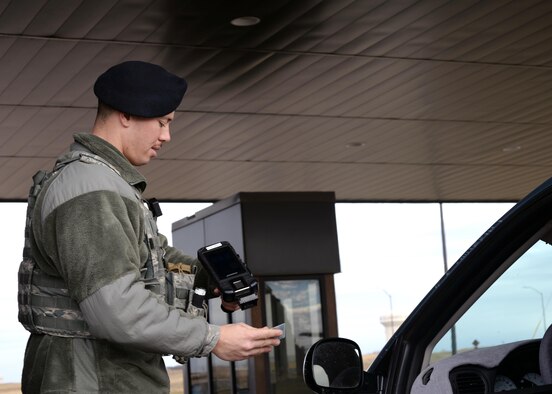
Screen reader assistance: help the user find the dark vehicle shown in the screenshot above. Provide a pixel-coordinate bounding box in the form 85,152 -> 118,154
304,178 -> 552,394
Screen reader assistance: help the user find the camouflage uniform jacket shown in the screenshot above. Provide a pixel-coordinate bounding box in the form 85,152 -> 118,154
21,133 -> 220,394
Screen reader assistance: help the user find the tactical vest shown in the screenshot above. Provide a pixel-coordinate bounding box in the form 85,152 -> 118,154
17,151 -> 204,340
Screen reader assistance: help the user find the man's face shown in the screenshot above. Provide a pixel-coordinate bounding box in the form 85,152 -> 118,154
122,112 -> 174,166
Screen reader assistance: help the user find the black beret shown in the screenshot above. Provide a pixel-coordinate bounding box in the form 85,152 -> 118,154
93,61 -> 187,118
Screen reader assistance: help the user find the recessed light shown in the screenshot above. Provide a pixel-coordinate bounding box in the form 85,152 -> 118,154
230,16 -> 260,27
502,145 -> 522,153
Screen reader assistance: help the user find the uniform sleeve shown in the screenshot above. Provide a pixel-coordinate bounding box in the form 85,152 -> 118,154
80,272 -> 220,356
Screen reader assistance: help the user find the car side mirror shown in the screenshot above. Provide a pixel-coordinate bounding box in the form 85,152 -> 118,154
303,338 -> 363,393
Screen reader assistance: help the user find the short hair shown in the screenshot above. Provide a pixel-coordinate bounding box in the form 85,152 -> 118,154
96,100 -> 116,121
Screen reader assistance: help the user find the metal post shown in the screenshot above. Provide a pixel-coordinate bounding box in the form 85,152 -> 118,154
439,203 -> 457,355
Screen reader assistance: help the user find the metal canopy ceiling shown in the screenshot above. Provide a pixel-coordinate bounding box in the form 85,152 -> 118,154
1,0 -> 552,202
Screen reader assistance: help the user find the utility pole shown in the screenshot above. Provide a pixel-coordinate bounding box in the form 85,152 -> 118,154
440,203 -> 457,355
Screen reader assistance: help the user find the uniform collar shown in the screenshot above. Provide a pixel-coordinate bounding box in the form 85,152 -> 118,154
71,133 -> 147,192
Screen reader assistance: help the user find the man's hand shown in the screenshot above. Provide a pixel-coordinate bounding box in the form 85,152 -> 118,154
212,323 -> 283,361
214,288 -> 241,313
221,299 -> 240,313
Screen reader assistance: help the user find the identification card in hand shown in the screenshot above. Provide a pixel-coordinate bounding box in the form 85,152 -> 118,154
274,323 -> 286,339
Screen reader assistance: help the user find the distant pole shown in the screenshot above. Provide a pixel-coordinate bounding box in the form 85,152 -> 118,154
440,203 -> 457,354
524,286 -> 547,334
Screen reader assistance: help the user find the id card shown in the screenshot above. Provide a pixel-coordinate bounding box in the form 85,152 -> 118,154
274,323 -> 286,339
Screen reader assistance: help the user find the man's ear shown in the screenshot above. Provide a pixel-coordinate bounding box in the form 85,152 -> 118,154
119,112 -> 131,127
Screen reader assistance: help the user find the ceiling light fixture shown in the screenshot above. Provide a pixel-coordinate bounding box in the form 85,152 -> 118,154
502,145 -> 522,153
230,16 -> 261,27
345,142 -> 365,148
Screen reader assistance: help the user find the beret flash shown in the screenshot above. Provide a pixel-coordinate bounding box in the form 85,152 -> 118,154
93,61 -> 187,118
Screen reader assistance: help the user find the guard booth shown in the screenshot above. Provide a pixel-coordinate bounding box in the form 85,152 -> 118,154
172,192 -> 341,394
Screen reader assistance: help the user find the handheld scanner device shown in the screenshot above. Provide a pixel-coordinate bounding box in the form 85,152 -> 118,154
197,241 -> 258,310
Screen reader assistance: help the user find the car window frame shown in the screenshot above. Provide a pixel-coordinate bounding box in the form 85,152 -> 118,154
425,225 -> 552,366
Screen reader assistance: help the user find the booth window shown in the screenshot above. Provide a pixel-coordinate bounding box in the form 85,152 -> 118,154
264,279 -> 325,393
